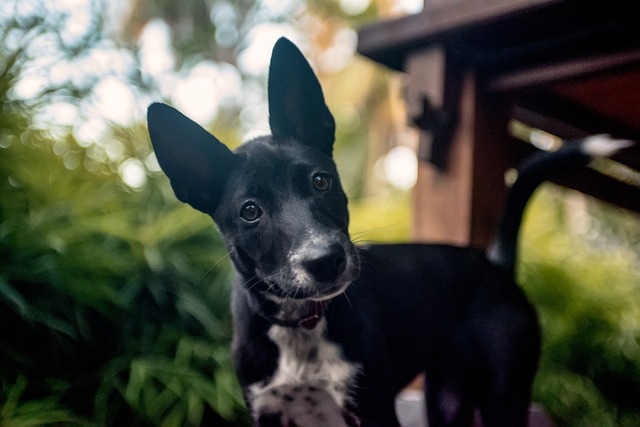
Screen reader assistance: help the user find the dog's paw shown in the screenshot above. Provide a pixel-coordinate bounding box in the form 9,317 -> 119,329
253,384 -> 352,427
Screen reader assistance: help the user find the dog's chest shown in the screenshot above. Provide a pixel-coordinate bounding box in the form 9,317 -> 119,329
248,320 -> 359,426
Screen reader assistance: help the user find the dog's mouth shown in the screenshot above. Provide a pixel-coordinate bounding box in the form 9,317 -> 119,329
308,281 -> 350,302
297,300 -> 328,329
263,291 -> 337,330
253,250 -> 356,329
260,278 -> 351,302
249,237 -> 357,302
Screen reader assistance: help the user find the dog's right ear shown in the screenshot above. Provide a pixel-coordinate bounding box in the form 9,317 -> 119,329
147,103 -> 237,214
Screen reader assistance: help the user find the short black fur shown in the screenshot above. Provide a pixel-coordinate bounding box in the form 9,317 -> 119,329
147,37 -> 627,426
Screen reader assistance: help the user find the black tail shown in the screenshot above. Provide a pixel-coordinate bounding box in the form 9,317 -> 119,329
487,135 -> 633,272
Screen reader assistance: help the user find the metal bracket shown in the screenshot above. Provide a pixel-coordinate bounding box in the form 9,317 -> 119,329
411,95 -> 457,170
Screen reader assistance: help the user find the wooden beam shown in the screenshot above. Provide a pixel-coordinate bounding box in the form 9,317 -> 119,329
358,0 -> 561,70
489,50 -> 640,93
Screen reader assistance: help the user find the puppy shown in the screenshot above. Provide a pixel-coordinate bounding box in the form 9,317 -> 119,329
147,37 -> 632,427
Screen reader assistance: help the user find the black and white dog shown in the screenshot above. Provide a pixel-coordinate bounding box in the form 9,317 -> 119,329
147,37 -> 632,427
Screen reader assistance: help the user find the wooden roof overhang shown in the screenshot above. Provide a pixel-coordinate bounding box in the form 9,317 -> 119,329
358,0 -> 640,213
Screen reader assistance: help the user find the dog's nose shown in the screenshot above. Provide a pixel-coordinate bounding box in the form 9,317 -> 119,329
302,244 -> 347,283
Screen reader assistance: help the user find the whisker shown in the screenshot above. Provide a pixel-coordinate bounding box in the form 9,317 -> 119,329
350,223 -> 401,240
198,251 -> 232,283
341,290 -> 353,310
345,181 -> 366,198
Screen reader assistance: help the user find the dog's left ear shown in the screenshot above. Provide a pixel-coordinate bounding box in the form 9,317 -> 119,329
268,37 -> 336,156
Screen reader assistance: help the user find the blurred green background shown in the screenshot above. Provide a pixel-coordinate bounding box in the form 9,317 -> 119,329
1,0 -> 639,426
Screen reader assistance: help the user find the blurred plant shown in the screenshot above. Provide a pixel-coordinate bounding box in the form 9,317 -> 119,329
0,110 -> 250,425
1,13 -> 248,421
519,185 -> 640,427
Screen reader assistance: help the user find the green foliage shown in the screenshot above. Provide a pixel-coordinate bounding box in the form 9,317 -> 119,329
519,186 -> 640,426
1,376 -> 91,427
0,116 -> 248,425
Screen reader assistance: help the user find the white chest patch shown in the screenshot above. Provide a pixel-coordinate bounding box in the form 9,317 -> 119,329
248,320 -> 360,426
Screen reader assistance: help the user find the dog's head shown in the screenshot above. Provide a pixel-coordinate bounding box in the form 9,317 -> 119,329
147,38 -> 356,304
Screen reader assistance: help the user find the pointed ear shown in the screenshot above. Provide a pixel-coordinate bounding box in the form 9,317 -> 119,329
147,103 -> 237,214
268,37 -> 336,156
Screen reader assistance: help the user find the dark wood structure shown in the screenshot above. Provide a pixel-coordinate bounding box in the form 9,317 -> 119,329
358,0 -> 640,247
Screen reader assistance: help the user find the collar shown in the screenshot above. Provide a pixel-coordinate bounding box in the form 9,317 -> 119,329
243,282 -> 332,330
268,300 -> 329,330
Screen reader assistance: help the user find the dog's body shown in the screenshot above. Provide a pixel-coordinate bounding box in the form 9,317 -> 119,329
230,243 -> 538,427
147,38 -> 632,427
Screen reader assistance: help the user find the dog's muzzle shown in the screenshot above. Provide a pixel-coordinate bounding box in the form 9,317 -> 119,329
281,234 -> 356,301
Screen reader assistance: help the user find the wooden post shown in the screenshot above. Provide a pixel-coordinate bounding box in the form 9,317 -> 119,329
410,65 -> 521,248
411,69 -> 476,246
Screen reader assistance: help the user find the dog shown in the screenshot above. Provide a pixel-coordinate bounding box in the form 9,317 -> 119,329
147,37 -> 632,427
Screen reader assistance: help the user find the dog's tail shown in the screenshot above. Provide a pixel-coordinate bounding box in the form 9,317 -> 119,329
487,134 -> 634,272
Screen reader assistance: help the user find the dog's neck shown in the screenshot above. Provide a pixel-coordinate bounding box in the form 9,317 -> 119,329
271,299 -> 328,330
243,287 -> 330,330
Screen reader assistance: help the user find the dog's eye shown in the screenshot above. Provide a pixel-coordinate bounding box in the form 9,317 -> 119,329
240,202 -> 263,223
312,173 -> 332,192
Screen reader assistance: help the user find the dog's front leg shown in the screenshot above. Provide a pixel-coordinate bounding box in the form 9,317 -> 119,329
353,396 -> 401,427
249,385 -> 353,427
347,372 -> 402,427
